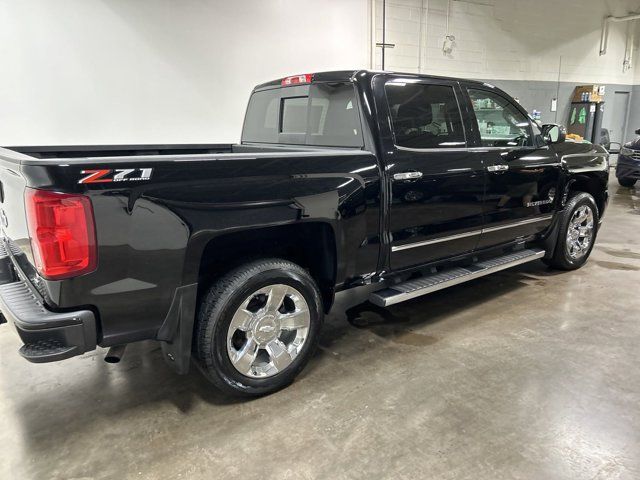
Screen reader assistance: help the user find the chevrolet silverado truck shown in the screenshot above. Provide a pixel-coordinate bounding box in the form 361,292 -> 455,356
0,71 -> 609,396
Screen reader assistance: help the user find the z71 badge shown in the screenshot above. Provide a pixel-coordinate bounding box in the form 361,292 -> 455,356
78,168 -> 153,184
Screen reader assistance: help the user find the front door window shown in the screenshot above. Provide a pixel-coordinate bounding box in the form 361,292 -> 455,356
468,89 -> 533,148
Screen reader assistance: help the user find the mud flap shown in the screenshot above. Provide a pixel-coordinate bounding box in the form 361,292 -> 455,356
537,209 -> 563,260
157,283 -> 198,375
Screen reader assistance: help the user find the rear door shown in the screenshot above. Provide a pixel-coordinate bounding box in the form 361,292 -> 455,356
377,76 -> 485,271
464,86 -> 561,249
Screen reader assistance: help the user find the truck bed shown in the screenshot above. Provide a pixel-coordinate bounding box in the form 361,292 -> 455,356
0,142 -> 378,345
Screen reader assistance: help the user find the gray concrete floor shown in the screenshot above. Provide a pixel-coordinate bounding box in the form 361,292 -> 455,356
1,176 -> 640,480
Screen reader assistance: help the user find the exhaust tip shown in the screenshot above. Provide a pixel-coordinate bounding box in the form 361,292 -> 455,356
104,345 -> 126,364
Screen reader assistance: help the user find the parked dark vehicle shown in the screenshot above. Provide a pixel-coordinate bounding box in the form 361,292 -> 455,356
616,128 -> 640,187
0,71 -> 609,396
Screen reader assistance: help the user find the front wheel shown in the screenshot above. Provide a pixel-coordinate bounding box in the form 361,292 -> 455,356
618,177 -> 637,188
544,192 -> 599,270
195,258 -> 323,397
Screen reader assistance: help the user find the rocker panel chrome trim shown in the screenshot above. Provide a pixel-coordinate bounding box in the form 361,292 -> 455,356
480,214 -> 554,234
391,229 -> 482,252
391,215 -> 553,252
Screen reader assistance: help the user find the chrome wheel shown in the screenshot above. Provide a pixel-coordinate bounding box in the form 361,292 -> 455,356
226,284 -> 310,378
566,205 -> 594,260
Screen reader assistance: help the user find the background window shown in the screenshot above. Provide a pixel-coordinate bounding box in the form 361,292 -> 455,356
468,89 -> 533,147
385,83 -> 465,149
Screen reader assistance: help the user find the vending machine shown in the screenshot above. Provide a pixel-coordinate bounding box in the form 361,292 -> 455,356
567,85 -> 605,144
567,101 -> 605,144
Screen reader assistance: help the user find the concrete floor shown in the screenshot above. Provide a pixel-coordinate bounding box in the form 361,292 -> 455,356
1,176 -> 640,480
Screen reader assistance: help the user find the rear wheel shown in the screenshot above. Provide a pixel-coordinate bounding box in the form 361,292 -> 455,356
544,192 -> 598,270
195,258 -> 323,397
618,177 -> 637,187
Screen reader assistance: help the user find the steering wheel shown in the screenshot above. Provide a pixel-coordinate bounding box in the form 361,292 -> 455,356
509,134 -> 529,147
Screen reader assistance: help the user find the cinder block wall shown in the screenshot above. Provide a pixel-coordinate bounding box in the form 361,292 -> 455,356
374,0 -> 640,142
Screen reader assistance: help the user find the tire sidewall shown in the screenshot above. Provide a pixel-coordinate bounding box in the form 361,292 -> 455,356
202,264 -> 322,395
556,193 -> 599,269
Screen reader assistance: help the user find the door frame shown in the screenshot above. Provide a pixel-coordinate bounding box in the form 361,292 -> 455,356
372,73 -> 485,272
612,90 -> 631,147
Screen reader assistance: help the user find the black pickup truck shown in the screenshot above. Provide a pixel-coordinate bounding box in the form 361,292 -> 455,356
0,70 -> 608,396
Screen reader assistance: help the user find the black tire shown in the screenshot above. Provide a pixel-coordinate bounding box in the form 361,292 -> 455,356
618,177 -> 637,187
544,192 -> 599,270
195,258 -> 323,397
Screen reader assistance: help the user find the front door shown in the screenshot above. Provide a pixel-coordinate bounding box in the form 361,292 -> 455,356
379,77 -> 485,271
465,87 -> 561,249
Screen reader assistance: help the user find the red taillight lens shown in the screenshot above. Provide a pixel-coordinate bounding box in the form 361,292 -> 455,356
25,188 -> 97,280
281,73 -> 314,86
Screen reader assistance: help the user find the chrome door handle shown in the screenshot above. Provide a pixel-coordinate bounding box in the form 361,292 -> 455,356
393,171 -> 423,181
487,164 -> 509,173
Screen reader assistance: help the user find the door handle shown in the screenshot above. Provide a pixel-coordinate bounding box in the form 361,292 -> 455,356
393,171 -> 423,181
487,164 -> 509,173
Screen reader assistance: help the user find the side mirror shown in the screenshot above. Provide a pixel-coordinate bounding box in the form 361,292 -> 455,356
542,124 -> 566,144
635,128 -> 640,135
608,142 -> 622,154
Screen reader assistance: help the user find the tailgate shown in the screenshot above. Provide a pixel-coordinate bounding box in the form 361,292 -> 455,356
0,147 -> 98,360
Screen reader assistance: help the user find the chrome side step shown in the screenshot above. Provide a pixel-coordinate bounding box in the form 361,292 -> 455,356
369,248 -> 545,307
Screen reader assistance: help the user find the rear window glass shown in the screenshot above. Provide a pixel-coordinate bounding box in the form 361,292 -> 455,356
242,89 -> 280,143
242,82 -> 363,147
281,97 -> 308,134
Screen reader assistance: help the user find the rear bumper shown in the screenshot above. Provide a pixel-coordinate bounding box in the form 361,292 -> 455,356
0,245 -> 97,363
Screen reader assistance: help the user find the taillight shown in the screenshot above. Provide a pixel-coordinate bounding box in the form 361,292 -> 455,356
25,188 -> 97,280
281,73 -> 313,86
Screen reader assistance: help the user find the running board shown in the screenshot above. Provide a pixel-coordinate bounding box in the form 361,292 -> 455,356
369,248 -> 545,307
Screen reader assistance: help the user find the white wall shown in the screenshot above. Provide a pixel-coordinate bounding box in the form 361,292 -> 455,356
375,0 -> 640,84
0,0 -> 370,146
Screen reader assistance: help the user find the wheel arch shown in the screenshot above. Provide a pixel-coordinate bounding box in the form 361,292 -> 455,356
192,222 -> 338,314
564,173 -> 607,217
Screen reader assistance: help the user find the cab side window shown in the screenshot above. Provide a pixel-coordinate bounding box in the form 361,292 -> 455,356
468,89 -> 533,147
385,83 -> 466,149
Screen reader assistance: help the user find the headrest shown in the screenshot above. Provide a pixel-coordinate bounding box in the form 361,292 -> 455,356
397,101 -> 432,125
